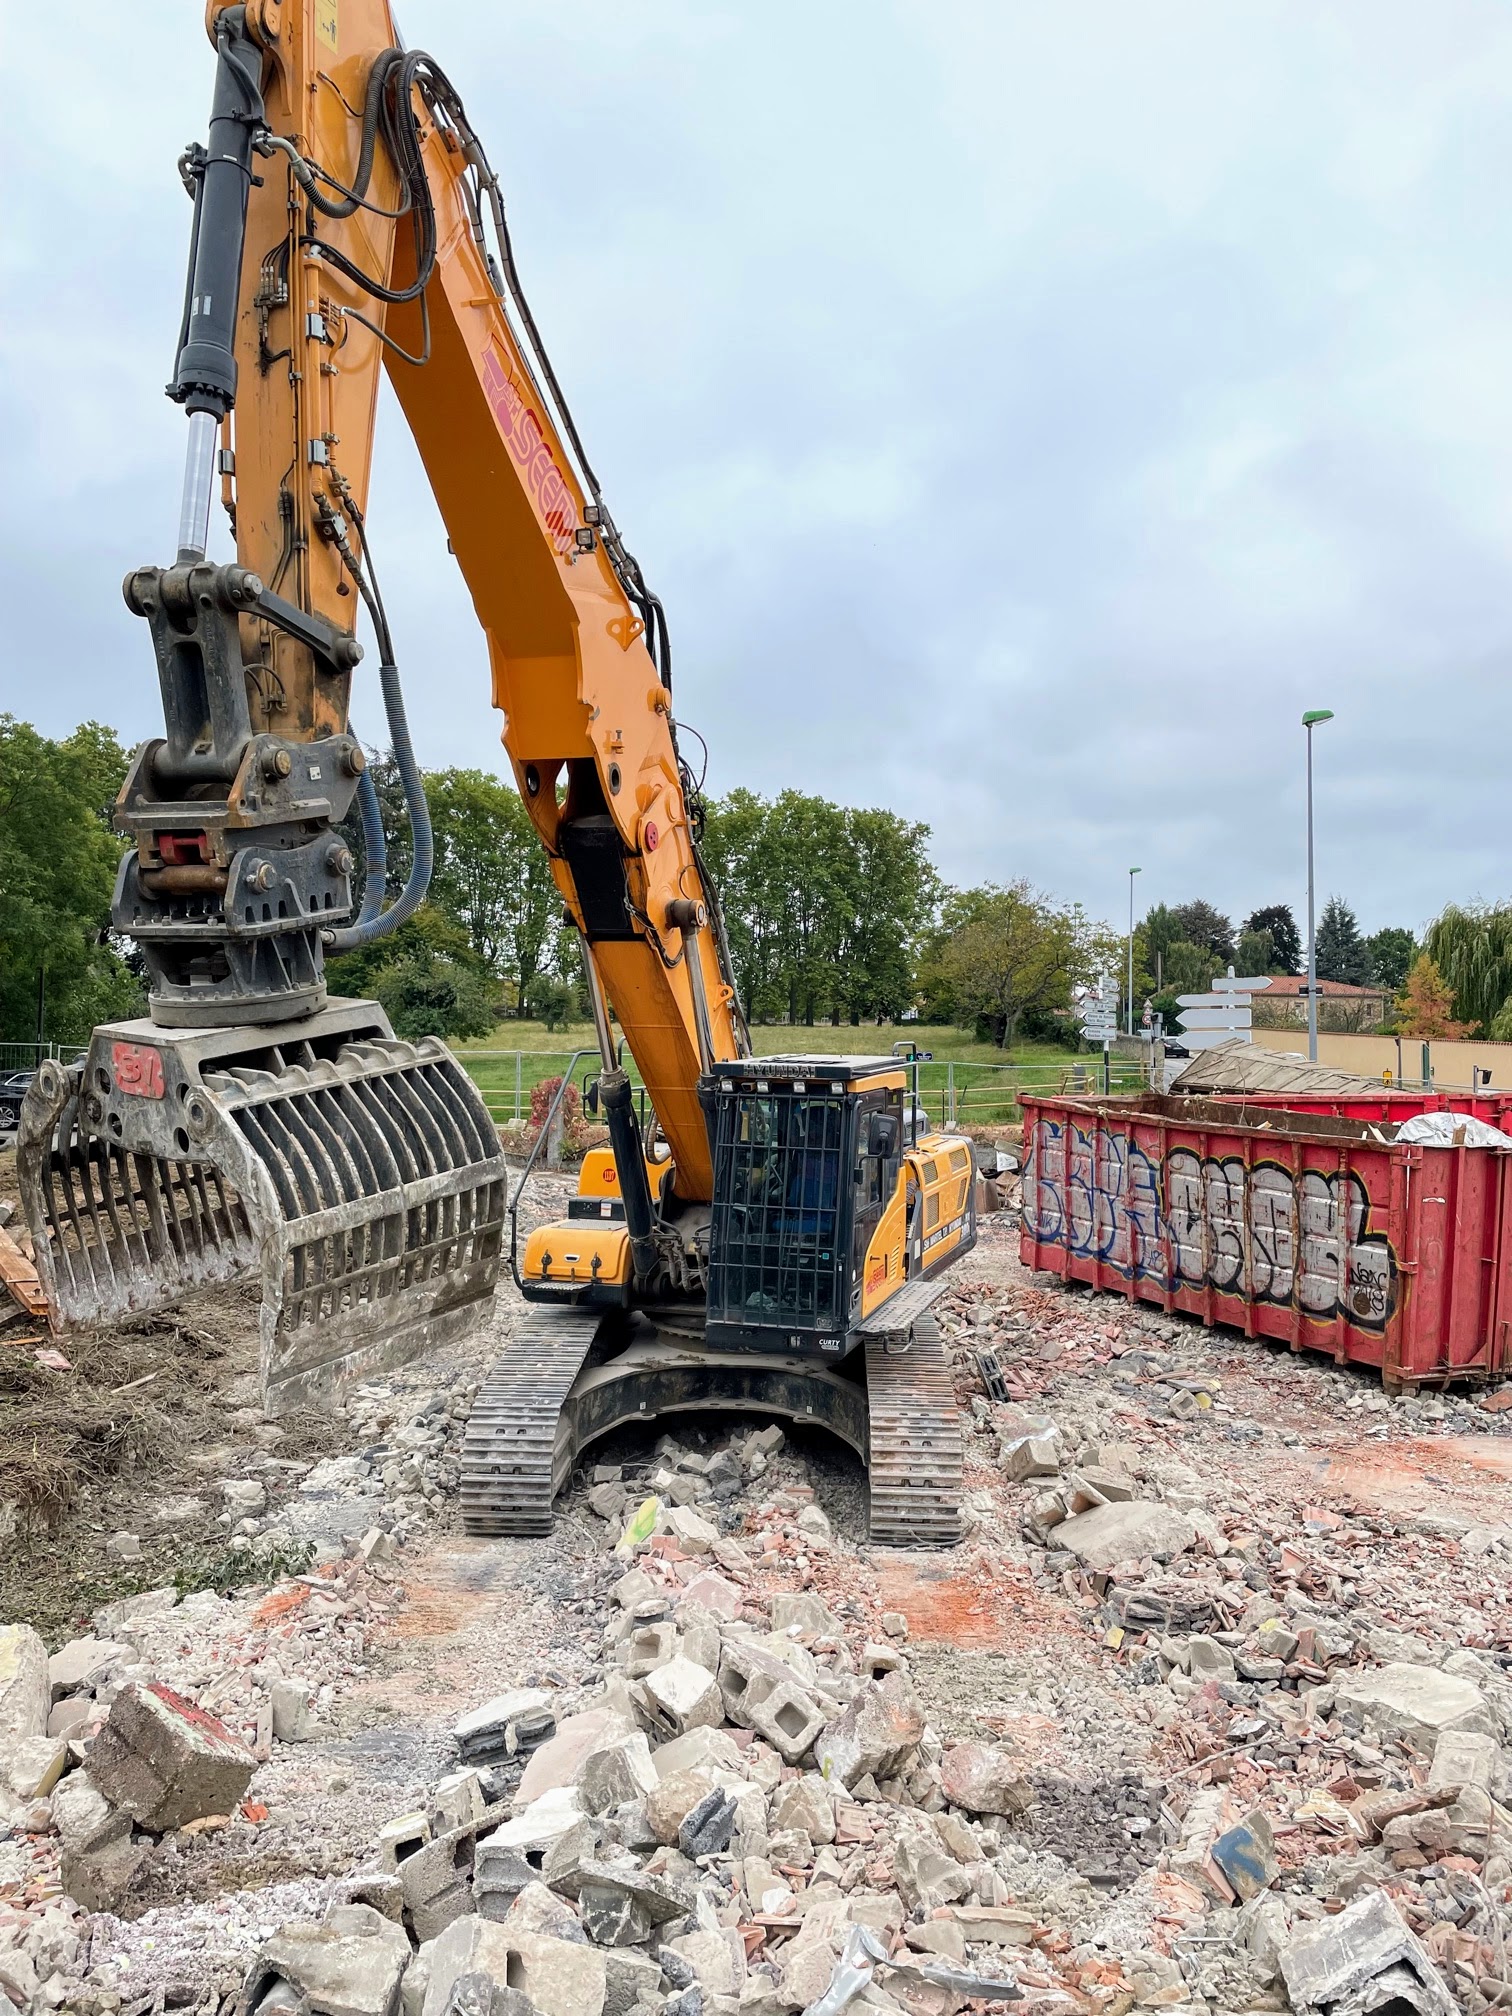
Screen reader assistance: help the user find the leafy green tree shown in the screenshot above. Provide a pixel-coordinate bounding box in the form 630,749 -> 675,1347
1242,904 -> 1301,974
1423,904 -> 1512,1033
1173,901 -> 1235,963
429,767 -> 561,1014
1314,896 -> 1368,985
921,880 -> 1101,1048
1236,927 -> 1274,976
1162,939 -> 1220,998
526,974 -> 576,1032
374,952 -> 499,1042
1365,926 -> 1416,994
0,717 -> 139,1043
829,807 -> 938,1022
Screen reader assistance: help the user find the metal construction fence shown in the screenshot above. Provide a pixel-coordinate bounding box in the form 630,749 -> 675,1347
0,1041 -> 85,1076
455,1048 -> 1148,1131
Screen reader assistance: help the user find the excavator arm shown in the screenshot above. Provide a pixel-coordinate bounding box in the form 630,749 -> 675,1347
18,1 -> 974,1547
198,0 -> 746,1196
18,0 -> 745,1406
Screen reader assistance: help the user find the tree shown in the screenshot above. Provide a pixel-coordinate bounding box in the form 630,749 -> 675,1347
1314,896 -> 1368,985
1423,904 -> 1512,1033
326,902 -> 500,1039
1396,955 -> 1471,1039
702,790 -> 939,1025
0,717 -> 139,1043
1173,901 -> 1235,963
921,880 -> 1101,1048
1365,926 -> 1416,994
1236,927 -> 1274,977
1162,939 -> 1220,998
1242,905 -> 1301,974
428,767 -> 561,1014
526,974 -> 576,1032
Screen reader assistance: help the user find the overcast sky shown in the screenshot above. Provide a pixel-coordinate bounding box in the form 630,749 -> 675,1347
6,2 -> 1512,940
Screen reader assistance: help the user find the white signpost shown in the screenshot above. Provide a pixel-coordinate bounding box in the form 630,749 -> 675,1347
1079,974 -> 1118,1090
1175,971 -> 1268,1053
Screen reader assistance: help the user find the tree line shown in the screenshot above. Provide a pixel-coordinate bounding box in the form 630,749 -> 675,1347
7,712 -> 1512,1053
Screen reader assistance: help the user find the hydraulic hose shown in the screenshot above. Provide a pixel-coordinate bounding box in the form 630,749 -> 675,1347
353,761 -> 387,926
326,658 -> 431,952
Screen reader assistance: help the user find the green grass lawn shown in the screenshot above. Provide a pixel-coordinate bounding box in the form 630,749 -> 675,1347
453,1021 -> 1141,1127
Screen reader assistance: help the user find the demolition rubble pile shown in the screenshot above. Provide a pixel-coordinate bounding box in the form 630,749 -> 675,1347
3,1227 -> 1512,2016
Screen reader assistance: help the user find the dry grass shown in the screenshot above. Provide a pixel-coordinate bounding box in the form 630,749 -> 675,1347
0,1302 -> 242,1527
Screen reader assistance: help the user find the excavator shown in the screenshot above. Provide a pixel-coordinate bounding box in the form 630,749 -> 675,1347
17,0 -> 976,1546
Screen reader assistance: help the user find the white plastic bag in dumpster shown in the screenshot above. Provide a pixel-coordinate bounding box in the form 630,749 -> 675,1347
1395,1111 -> 1512,1150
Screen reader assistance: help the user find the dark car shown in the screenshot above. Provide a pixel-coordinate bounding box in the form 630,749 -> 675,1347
0,1071 -> 35,1133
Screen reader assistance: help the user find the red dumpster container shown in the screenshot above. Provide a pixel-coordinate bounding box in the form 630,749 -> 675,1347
1018,1092 -> 1512,1388
1213,1089 -> 1512,1130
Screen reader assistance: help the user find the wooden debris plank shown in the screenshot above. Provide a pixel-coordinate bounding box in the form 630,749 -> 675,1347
0,1224 -> 49,1318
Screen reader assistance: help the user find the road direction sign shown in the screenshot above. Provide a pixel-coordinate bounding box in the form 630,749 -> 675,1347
1177,1005 -> 1253,1030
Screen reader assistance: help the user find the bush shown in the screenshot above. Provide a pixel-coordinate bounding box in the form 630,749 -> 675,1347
373,951 -> 499,1041
526,974 -> 577,1032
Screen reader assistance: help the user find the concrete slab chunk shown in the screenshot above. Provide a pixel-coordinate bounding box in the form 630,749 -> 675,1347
1279,1889 -> 1456,2016
245,1901 -> 411,2016
1055,1500 -> 1198,1572
0,1624 -> 49,1747
87,1680 -> 255,1831
1333,1663 -> 1494,1751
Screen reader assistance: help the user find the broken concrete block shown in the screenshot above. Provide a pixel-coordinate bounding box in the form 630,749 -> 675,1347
401,1813 -> 498,1943
244,1901 -> 411,2016
0,1624 -> 49,1746
575,1730 -> 659,1815
682,1572 -> 743,1621
1210,1807 -> 1278,1903
1,1733 -> 68,1800
1333,1663 -> 1494,1751
589,1482 -> 629,1520
105,1530 -> 143,1562
380,1810 -> 433,1872
474,1792 -> 586,1915
938,1743 -> 1034,1818
945,1904 -> 1036,1946
638,1657 -> 724,1738
503,1879 -> 586,1944
1279,1888 -> 1456,2016
665,1927 -> 743,1999
717,1641 -> 825,1766
1054,1500 -> 1197,1572
892,1829 -> 972,1913
662,1506 -> 719,1554
53,1771 -> 146,1913
611,1567 -> 655,1611
621,1623 -> 679,1681
517,1708 -> 633,1806
421,1920 -> 606,2016
1428,1729 -> 1500,1793
436,1978 -> 538,2016
769,1592 -> 839,1637
814,1672 -> 924,1790
653,1726 -> 744,1780
601,1947 -> 660,2016
431,1770 -> 488,1837
455,1690 -> 556,1767
768,1775 -> 835,1845
87,1681 -> 255,1832
1001,1435 -> 1060,1482
1187,1636 -> 1237,1684
47,1636 -> 130,1701
645,1768 -> 719,1846
678,1787 -> 737,1859
271,1679 -> 316,1744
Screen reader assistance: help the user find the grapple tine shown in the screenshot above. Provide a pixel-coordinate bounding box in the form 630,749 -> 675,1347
17,1001 -> 507,1416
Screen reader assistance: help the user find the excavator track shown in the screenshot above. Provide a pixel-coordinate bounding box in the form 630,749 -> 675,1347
459,1305 -> 606,1535
865,1313 -> 965,1548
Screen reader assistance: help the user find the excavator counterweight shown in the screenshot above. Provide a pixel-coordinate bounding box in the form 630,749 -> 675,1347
19,0 -> 977,1544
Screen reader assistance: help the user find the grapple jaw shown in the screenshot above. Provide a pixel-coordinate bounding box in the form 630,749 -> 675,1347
17,1001 -> 507,1414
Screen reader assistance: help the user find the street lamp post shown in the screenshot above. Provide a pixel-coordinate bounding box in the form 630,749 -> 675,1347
1303,709 -> 1334,1063
1126,867 -> 1141,1036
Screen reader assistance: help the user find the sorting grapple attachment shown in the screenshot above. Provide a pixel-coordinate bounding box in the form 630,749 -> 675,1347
17,999 -> 508,1414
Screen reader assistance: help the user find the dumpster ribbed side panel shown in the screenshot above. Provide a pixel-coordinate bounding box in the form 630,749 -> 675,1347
1019,1092 -> 1510,1389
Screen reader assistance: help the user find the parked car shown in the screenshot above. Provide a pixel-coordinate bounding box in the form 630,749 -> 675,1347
0,1071 -> 35,1134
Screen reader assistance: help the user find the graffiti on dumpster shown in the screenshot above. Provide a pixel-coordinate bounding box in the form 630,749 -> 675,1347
1023,1119 -> 1398,1329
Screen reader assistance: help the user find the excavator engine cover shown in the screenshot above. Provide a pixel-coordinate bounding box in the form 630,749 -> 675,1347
16,1000 -> 508,1414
